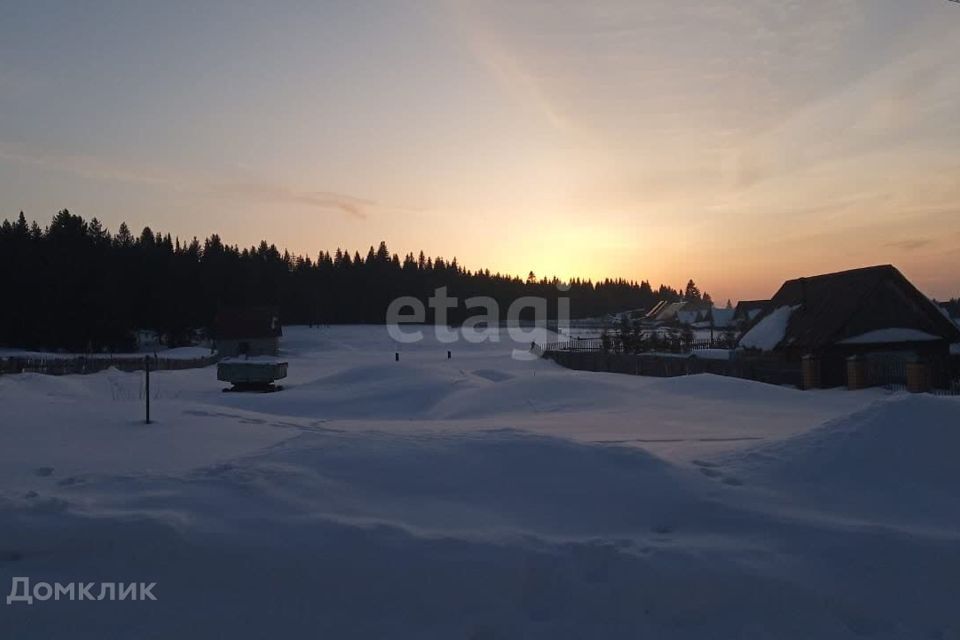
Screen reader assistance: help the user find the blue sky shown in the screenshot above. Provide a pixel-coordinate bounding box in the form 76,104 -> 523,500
2,0 -> 958,301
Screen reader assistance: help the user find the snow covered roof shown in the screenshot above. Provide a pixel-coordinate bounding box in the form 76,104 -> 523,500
838,328 -> 942,345
738,305 -> 795,351
746,265 -> 960,351
733,300 -> 769,320
644,300 -> 669,319
219,355 -> 288,364
692,348 -> 733,361
711,308 -> 736,328
649,301 -> 685,322
687,308 -> 736,328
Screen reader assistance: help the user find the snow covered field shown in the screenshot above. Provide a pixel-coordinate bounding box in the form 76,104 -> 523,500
1,326 -> 958,638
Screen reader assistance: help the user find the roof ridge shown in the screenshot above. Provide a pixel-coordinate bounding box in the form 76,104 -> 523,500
783,264 -> 895,283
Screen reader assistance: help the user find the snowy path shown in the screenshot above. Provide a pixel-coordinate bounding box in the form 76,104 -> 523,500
1,326 -> 958,638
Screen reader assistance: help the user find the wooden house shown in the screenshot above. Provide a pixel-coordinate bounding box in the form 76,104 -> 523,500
739,265 -> 960,386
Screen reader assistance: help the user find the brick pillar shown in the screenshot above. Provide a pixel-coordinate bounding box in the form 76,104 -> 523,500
801,354 -> 821,390
846,355 -> 867,390
906,359 -> 931,394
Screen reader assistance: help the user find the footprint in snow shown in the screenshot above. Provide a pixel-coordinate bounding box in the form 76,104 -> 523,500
34,466 -> 54,477
30,497 -> 70,513
699,467 -> 722,478
692,459 -> 719,468
0,551 -> 23,563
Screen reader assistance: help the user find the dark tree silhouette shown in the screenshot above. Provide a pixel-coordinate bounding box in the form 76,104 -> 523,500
0,210 -> 710,351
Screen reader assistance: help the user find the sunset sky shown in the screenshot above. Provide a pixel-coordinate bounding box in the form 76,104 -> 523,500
1,0 -> 958,303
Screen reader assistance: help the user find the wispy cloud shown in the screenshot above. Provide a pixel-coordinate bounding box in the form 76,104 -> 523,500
0,143 -> 179,187
0,142 -> 385,220
450,5 -> 571,132
204,183 -> 374,219
886,238 -> 933,251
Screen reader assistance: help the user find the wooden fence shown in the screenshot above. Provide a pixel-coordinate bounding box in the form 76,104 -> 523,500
533,337 -> 730,355
0,353 -> 220,376
536,348 -> 802,387
533,341 -> 960,392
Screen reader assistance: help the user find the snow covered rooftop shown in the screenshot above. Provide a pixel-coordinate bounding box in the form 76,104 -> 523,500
738,305 -> 795,351
710,307 -> 736,328
838,328 -> 943,344
760,265 -> 960,349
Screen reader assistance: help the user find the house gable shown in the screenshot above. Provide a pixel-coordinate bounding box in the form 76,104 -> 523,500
743,265 -> 960,352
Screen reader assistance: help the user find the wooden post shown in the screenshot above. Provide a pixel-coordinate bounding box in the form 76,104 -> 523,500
144,356 -> 151,424
447,350 -> 451,359
801,354 -> 821,390
395,352 -> 399,362
846,355 -> 868,390
906,358 -> 931,394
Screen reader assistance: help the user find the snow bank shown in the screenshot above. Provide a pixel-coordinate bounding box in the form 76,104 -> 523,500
0,345 -> 213,361
738,305 -> 795,351
724,394 -> 960,527
1,326 -> 957,638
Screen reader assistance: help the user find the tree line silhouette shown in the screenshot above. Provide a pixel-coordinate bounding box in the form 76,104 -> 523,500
1,210 -> 708,352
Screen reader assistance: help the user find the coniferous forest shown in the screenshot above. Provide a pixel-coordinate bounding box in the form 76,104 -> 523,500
1,210 -> 703,351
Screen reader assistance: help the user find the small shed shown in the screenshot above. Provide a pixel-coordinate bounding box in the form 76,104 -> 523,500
214,306 -> 282,357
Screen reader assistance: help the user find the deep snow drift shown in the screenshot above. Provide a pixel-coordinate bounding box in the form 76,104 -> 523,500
1,326 -> 958,638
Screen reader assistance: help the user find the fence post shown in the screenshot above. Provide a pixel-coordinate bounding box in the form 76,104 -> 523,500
846,355 -> 867,390
144,356 -> 151,424
906,357 -> 931,394
801,354 -> 821,390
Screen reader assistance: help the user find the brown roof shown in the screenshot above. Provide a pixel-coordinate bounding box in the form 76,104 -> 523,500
756,265 -> 960,351
215,306 -> 282,340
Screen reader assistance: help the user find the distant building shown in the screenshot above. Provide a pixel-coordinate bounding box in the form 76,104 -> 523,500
214,306 -> 282,357
644,300 -> 685,324
739,265 -> 960,385
675,301 -> 713,326
711,307 -> 736,328
646,300 -> 721,325
733,300 -> 768,326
